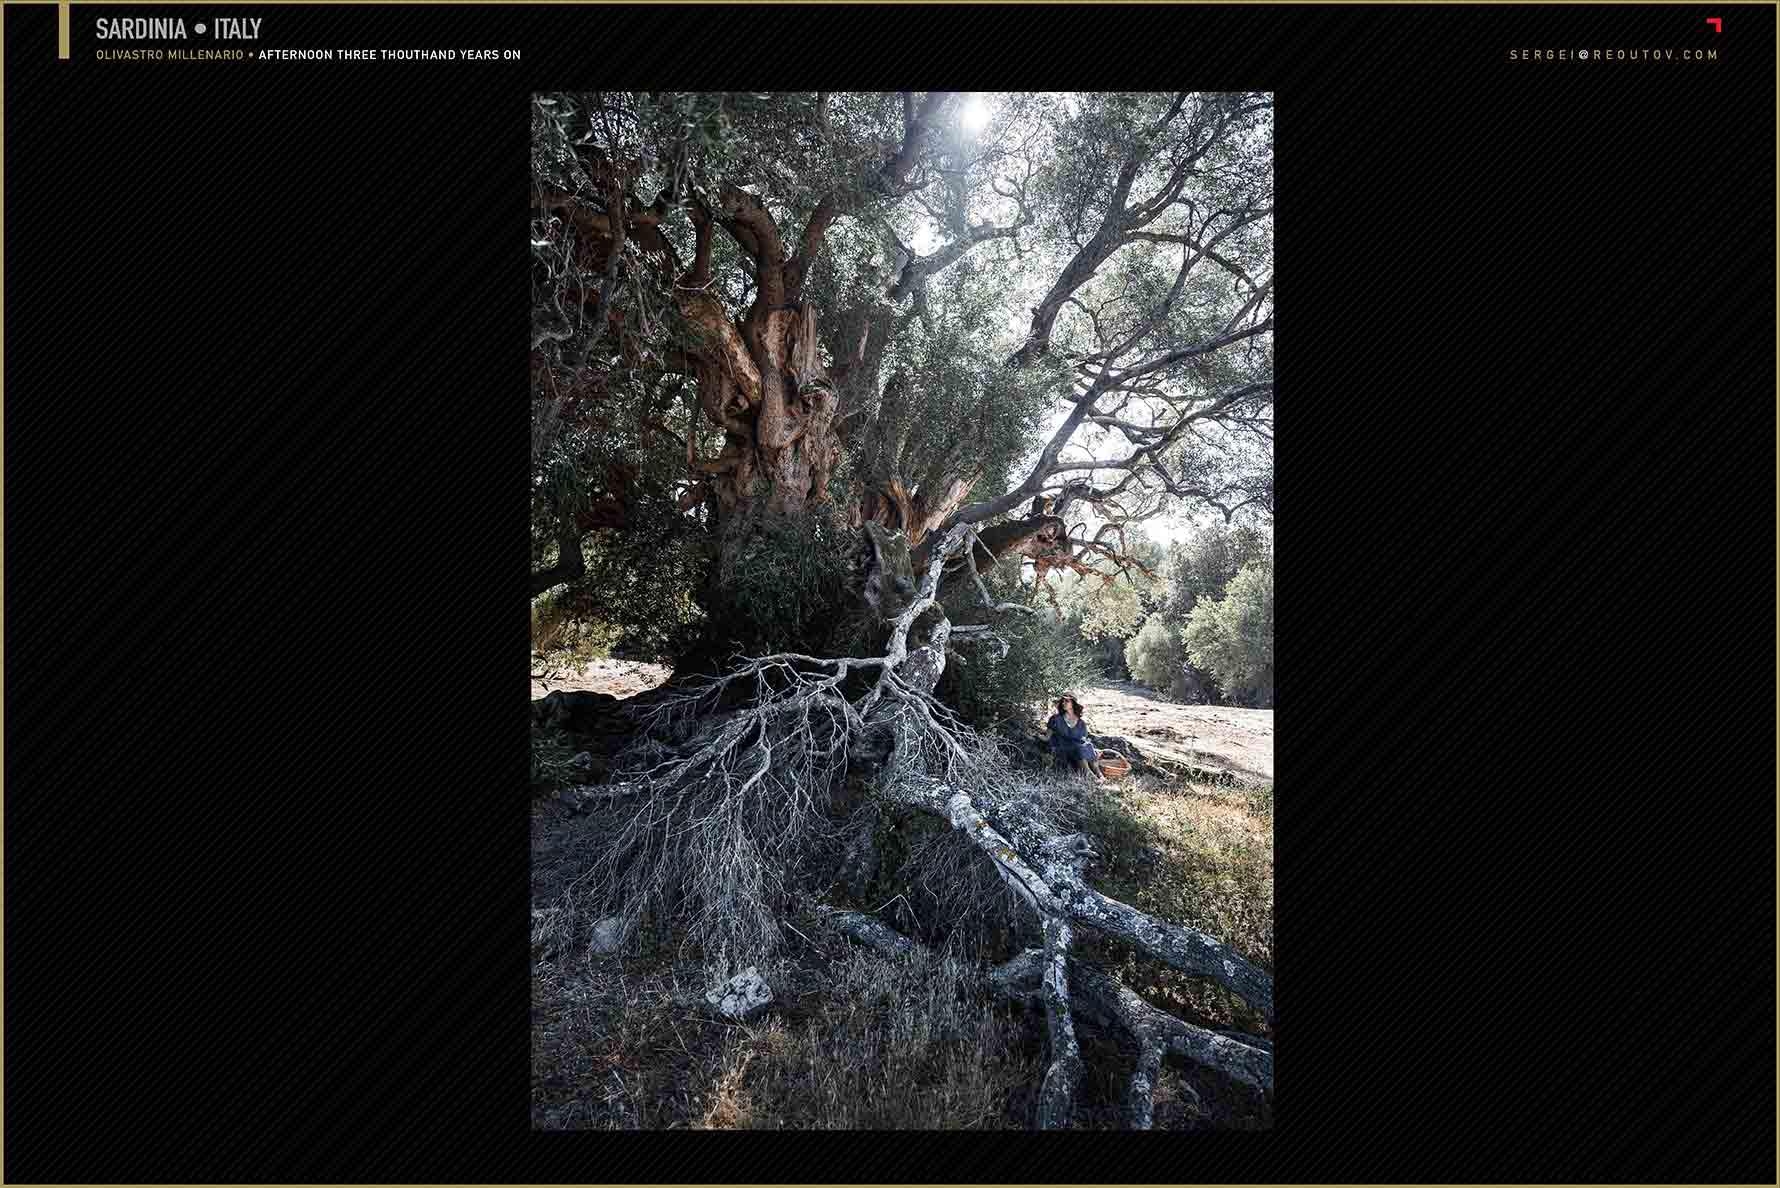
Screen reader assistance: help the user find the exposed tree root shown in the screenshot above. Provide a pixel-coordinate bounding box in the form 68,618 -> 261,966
1035,915 -> 1084,1128
1127,1037 -> 1167,1130
990,948 -> 1273,1098
887,778 -> 1273,1023
579,523 -> 1273,1128
823,906 -> 1271,1127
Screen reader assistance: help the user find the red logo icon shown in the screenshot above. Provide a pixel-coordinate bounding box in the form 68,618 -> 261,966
1705,17 -> 1722,32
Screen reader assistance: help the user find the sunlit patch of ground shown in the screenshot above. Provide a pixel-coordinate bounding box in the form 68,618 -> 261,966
531,658 -> 672,702
1070,770 -> 1273,1041
1076,680 -> 1273,783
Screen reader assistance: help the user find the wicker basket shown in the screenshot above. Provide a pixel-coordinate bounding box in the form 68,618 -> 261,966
1098,749 -> 1132,779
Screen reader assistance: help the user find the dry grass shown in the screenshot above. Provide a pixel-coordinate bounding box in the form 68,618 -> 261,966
691,947 -> 1037,1129
533,937 -> 1036,1130
697,1037 -> 758,1128
1071,772 -> 1274,1036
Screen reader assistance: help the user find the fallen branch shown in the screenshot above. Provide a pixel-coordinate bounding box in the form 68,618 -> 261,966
991,947 -> 1274,1099
1035,915 -> 1084,1129
1058,883 -> 1274,1025
820,905 -> 919,959
897,781 -> 1273,1024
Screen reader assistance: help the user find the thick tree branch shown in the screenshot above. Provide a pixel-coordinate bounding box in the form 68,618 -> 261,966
1009,94 -> 1269,369
886,213 -> 1028,303
991,948 -> 1274,1098
1111,319 -> 1272,387
879,91 -> 951,195
531,523 -> 586,597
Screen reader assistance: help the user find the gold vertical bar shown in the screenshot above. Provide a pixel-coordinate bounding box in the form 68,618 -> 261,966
58,0 -> 71,59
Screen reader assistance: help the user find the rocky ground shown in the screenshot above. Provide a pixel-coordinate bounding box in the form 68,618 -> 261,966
1068,680 -> 1273,784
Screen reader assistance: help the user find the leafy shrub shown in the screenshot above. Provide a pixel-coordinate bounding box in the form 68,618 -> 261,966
1182,562 -> 1273,705
699,510 -> 861,663
1057,573 -> 1146,641
531,720 -> 578,795
937,606 -> 1102,731
532,593 -> 625,674
1124,615 -> 1185,692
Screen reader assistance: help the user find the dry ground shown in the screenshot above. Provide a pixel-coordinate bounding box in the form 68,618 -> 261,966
1073,679 -> 1273,784
531,658 -> 672,702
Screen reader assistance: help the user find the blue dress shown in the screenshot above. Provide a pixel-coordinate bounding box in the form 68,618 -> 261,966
1046,713 -> 1097,763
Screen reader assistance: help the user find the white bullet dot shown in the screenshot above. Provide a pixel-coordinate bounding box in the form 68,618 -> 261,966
194,23 -> 206,33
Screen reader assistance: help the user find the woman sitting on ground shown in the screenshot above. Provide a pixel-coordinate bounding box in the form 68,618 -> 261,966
1046,694 -> 1104,781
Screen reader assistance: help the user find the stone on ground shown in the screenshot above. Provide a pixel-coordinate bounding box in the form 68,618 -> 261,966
589,916 -> 626,954
704,966 -> 774,1021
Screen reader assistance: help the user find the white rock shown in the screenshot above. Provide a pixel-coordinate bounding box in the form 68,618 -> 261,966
588,916 -> 626,954
703,966 -> 774,1021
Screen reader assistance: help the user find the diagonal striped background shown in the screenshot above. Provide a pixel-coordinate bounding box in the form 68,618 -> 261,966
4,2 -> 1773,1177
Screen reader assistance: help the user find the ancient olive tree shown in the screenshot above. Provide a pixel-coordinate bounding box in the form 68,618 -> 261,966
532,91 -> 1270,605
532,92 -> 1273,1128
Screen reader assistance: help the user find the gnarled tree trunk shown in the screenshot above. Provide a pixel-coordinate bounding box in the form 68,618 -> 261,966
674,191 -> 842,523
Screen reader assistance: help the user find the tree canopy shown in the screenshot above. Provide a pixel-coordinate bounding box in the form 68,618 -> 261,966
1183,561 -> 1275,703
531,91 -> 1272,662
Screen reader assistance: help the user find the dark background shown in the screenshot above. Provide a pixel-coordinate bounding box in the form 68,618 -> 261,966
5,3 -> 1773,1180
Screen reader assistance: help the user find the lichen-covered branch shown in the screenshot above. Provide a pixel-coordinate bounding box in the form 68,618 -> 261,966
1127,1036 -> 1166,1130
991,947 -> 1274,1099
820,905 -> 919,959
1052,882 -> 1275,1025
1036,915 -> 1083,1129
905,779 -> 1274,1023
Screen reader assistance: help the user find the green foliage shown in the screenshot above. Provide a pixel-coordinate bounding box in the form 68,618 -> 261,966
529,438 -> 710,661
938,568 -> 1102,730
1054,572 -> 1145,642
1124,615 -> 1185,692
582,521 -> 708,660
1160,521 -> 1271,621
1182,562 -> 1273,705
531,720 -> 578,795
532,594 -> 624,673
829,251 -> 1066,522
703,512 -> 861,659
1049,529 -> 1166,652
